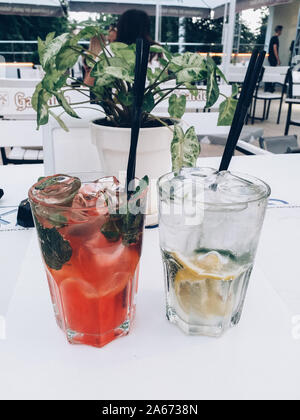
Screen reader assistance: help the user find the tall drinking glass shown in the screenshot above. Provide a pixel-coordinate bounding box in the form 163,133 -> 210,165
158,167 -> 271,337
29,174 -> 147,348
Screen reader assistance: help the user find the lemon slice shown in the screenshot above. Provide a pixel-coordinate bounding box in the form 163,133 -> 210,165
172,251 -> 234,281
172,251 -> 237,317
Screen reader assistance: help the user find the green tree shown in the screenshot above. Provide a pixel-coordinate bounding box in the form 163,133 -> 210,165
0,15 -> 68,63
255,8 -> 269,47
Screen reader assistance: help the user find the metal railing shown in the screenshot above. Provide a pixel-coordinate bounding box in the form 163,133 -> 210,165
0,40 -> 265,62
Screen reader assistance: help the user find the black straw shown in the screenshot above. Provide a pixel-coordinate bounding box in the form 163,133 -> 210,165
126,38 -> 150,195
219,50 -> 266,172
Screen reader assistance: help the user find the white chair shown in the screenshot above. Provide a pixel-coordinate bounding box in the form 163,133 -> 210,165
250,66 -> 289,124
0,79 -> 43,164
19,67 -> 41,80
284,70 -> 300,135
5,67 -> 19,79
259,135 -> 298,154
154,111 -> 263,146
0,119 -> 43,164
42,108 -> 102,175
235,140 -> 272,156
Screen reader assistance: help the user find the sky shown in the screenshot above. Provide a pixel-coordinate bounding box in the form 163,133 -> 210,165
241,8 -> 267,34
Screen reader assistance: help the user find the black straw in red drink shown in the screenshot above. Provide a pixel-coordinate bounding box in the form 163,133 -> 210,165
126,38 -> 150,195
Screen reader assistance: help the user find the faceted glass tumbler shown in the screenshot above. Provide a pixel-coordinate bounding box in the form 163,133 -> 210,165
29,174 -> 147,348
158,167 -> 271,337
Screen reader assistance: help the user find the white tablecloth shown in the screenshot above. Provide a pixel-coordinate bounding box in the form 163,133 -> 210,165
0,155 -> 300,400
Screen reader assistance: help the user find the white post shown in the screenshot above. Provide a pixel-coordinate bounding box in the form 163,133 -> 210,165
265,6 -> 274,51
221,2 -> 229,77
155,1 -> 162,43
223,0 -> 236,79
178,17 -> 186,54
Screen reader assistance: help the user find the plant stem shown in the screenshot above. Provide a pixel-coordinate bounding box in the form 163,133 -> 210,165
147,114 -> 175,132
48,100 -> 92,109
154,83 -> 184,108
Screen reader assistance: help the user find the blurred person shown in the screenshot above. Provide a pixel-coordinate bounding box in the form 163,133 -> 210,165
83,34 -> 105,86
108,24 -> 118,43
116,9 -> 161,63
265,25 -> 283,92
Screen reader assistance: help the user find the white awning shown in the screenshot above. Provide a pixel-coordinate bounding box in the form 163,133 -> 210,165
0,0 -> 65,16
69,0 -> 291,18
69,0 -> 225,18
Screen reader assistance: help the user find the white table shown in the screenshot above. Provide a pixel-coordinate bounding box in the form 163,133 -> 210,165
1,156 -> 300,400
153,112 -> 263,145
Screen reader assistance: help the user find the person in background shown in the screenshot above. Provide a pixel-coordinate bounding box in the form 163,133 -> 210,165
265,25 -> 283,92
116,9 -> 161,63
83,34 -> 105,86
83,25 -> 117,86
108,24 -> 118,43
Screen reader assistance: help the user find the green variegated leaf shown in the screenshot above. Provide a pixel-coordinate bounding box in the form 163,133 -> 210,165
150,45 -> 165,54
37,37 -> 45,64
170,52 -> 204,70
216,66 -> 228,83
206,57 -> 219,108
41,33 -> 70,69
142,92 -> 155,113
176,69 -> 199,84
232,83 -> 239,97
55,44 -> 81,71
41,65 -> 64,91
184,82 -> 198,98
90,59 -> 105,77
45,32 -> 56,44
32,82 -> 42,112
54,73 -> 69,90
118,91 -> 134,106
49,110 -> 69,132
159,57 -> 169,67
218,96 -> 238,126
171,53 -> 206,84
95,73 -> 115,87
55,92 -> 80,119
171,125 -> 200,173
38,32 -> 55,68
75,26 -> 101,41
110,42 -> 129,54
104,66 -> 134,83
37,89 -> 51,127
110,42 -> 136,64
168,94 -> 186,119
147,67 -> 168,84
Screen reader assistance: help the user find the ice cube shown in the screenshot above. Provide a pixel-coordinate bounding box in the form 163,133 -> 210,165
72,177 -> 121,210
32,175 -> 81,206
205,170 -> 269,205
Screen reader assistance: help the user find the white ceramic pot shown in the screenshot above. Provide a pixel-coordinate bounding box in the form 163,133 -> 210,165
90,120 -> 173,180
90,120 -> 174,223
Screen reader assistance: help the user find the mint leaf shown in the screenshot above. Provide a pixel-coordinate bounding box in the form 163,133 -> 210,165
100,176 -> 149,246
35,175 -> 66,190
35,219 -> 72,271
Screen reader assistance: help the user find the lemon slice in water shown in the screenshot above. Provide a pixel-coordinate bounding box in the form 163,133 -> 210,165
173,251 -> 237,317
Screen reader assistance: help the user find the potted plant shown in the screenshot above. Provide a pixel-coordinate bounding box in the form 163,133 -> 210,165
33,24 -> 236,182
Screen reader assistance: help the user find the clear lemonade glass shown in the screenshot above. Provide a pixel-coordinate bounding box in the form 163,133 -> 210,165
158,167 -> 271,337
